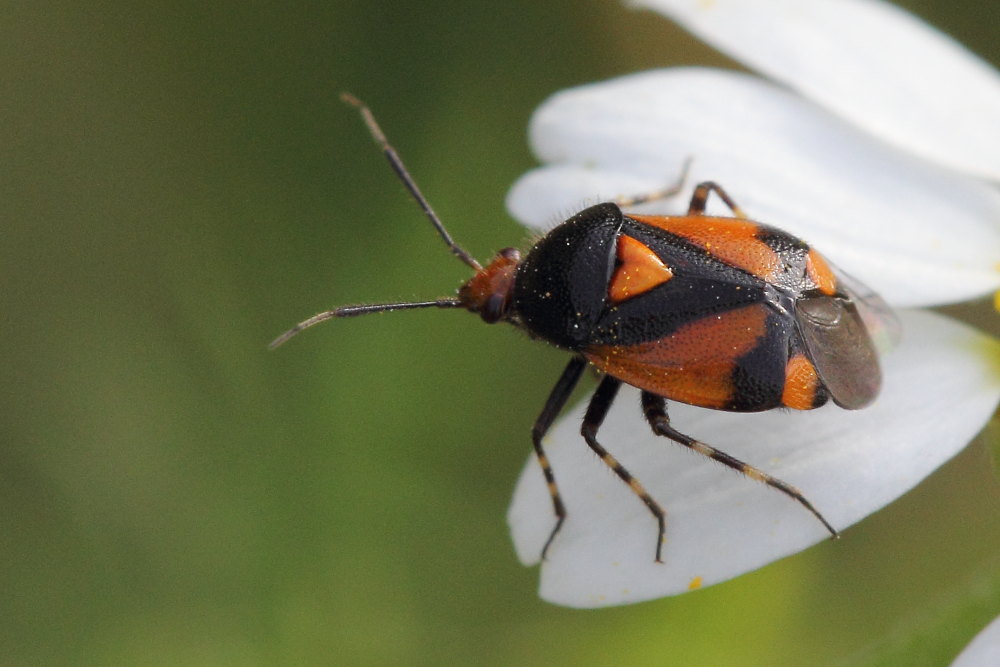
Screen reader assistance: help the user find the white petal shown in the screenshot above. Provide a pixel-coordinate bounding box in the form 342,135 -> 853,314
632,0 -> 1000,181
507,310 -> 1000,607
506,69 -> 1000,307
952,615 -> 1000,667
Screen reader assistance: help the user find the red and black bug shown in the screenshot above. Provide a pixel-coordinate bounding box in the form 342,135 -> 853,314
272,94 -> 892,563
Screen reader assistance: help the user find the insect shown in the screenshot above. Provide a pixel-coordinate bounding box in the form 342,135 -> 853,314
272,93 -> 892,563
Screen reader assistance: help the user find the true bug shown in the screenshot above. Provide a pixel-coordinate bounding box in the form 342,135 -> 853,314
272,94 -> 891,563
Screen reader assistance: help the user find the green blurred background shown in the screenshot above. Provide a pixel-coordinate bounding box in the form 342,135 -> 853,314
3,1 -> 998,664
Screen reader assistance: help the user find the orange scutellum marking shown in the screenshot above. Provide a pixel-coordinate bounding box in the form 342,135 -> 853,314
608,234 -> 673,304
782,353 -> 820,410
688,576 -> 703,590
806,249 -> 838,296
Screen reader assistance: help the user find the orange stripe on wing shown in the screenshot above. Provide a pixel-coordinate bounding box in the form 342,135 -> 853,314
805,249 -> 838,296
782,353 -> 820,410
630,214 -> 783,283
585,303 -> 769,408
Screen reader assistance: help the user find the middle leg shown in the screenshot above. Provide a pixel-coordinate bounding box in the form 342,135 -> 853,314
582,375 -> 669,563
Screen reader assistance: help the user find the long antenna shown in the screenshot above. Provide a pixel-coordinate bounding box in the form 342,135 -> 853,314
269,299 -> 464,349
340,93 -> 482,272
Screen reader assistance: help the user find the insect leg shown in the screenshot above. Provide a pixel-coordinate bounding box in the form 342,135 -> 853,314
532,356 -> 587,560
640,391 -> 839,538
582,375 -> 668,563
687,181 -> 748,218
614,157 -> 692,208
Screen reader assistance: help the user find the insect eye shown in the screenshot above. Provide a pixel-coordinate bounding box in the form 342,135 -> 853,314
481,294 -> 506,323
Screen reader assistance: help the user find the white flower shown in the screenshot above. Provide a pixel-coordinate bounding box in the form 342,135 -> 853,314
505,0 -> 1000,607
952,614 -> 1000,667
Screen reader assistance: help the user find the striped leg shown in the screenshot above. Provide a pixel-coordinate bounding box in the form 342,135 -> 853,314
687,181 -> 748,218
532,356 -> 587,560
582,375 -> 668,563
640,391 -> 839,538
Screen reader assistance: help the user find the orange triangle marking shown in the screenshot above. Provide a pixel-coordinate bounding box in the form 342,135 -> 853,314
609,235 -> 673,303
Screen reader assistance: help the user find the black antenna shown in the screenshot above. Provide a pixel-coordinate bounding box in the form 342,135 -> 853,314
340,93 -> 482,272
270,95 -> 481,349
269,299 -> 464,349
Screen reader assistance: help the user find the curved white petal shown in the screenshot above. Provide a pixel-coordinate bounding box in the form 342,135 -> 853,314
952,615 -> 1000,667
506,69 -> 1000,308
507,310 -> 1000,607
632,0 -> 1000,181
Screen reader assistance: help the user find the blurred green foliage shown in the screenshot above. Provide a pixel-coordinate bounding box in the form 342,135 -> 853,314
2,1 -> 998,664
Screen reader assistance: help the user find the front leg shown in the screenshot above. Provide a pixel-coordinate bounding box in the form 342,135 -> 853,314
531,356 -> 587,560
